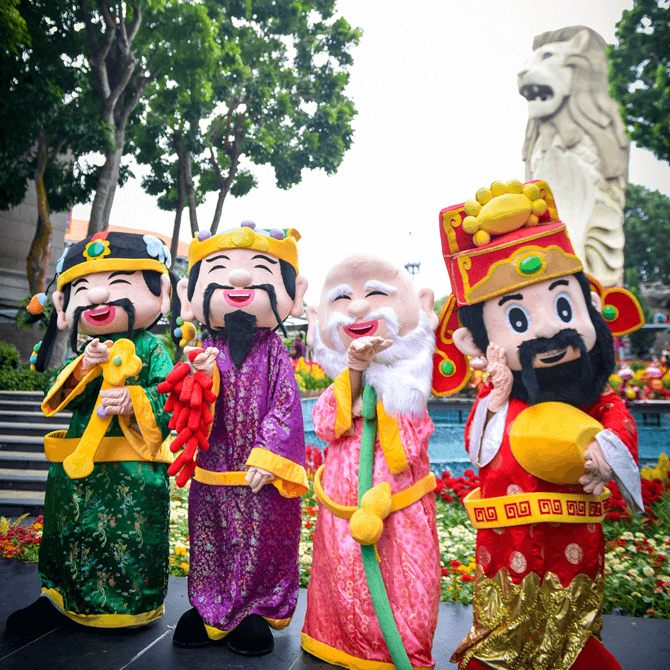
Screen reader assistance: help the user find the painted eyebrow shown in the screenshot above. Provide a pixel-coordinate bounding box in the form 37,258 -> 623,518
549,279 -> 569,291
71,277 -> 89,288
109,270 -> 136,278
325,284 -> 353,301
498,293 -> 523,306
252,254 -> 277,264
364,280 -> 396,294
205,254 -> 230,264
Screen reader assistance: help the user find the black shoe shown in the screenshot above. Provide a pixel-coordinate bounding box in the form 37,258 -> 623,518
5,597 -> 69,640
225,615 -> 274,656
173,607 -> 212,648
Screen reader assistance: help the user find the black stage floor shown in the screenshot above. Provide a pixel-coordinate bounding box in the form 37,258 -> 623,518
1,558 -> 668,669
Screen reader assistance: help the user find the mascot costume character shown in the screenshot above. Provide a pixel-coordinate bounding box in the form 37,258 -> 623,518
432,179 -> 645,670
170,222 -> 309,656
301,254 -> 442,670
518,26 -> 629,287
5,232 -> 176,638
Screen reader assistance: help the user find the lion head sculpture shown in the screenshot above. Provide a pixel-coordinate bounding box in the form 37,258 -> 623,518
519,25 -> 629,181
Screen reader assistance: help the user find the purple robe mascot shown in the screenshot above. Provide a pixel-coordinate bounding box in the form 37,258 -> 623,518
172,223 -> 309,656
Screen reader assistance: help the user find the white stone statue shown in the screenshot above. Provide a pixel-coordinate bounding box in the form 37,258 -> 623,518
518,26 -> 629,287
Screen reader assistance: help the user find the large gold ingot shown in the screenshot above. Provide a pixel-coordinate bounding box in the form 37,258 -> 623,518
477,193 -> 533,235
509,402 -> 603,484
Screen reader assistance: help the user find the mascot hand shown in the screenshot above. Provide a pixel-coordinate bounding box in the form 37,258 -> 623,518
245,466 -> 275,494
186,346 -> 219,377
347,336 -> 393,372
578,440 -> 612,495
100,387 -> 134,416
79,338 -> 112,377
486,343 -> 513,413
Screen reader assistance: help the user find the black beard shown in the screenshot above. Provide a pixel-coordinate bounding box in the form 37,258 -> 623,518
202,283 -> 288,338
510,327 -> 610,408
71,299 -> 135,354
220,311 -> 257,368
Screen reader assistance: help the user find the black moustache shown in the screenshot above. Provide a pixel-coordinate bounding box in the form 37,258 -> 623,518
71,299 -> 135,353
202,283 -> 287,338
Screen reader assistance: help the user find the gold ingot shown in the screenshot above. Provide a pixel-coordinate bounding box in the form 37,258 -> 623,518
509,402 -> 603,484
477,193 -> 532,235
231,227 -> 255,247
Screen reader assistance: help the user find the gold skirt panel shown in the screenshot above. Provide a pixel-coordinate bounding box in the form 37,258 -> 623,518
452,566 -> 604,670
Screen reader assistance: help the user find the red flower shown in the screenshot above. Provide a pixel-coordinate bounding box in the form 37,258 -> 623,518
450,560 -> 461,568
461,574 -> 474,583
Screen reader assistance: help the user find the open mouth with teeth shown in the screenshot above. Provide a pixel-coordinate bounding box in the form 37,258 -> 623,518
224,289 -> 255,308
536,348 -> 569,365
520,84 -> 554,102
83,306 -> 116,327
343,320 -> 379,339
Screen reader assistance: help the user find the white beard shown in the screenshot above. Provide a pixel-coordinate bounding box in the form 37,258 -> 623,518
311,310 -> 436,416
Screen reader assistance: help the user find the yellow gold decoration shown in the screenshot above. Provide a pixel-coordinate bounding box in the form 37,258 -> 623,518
462,179 -> 548,247
510,402 -> 604,484
462,487 -> 610,529
83,238 -> 111,262
189,226 -> 301,272
452,567 -> 605,670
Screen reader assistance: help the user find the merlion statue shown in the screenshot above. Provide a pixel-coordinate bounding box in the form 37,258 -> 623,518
518,26 -> 630,287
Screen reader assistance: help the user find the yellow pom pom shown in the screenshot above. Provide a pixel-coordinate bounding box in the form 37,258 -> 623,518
490,181 -> 506,197
476,188 -> 492,205
523,183 -> 540,201
462,216 -> 479,235
506,179 -> 524,194
527,214 -> 539,227
464,199 -> 481,217
350,508 -> 383,545
473,230 -> 491,246
532,198 -> 548,217
360,482 -> 393,519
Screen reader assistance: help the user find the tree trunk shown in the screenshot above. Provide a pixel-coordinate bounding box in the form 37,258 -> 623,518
26,128 -> 52,294
88,128 -> 125,235
183,150 -> 198,236
170,149 -> 186,270
209,145 -> 241,235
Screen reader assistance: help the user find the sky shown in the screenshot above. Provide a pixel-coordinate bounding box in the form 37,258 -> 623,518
73,0 -> 670,307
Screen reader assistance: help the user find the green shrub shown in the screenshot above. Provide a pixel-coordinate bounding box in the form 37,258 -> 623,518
0,366 -> 50,392
0,342 -> 20,370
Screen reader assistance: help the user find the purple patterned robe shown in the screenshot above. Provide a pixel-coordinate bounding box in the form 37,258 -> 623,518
188,329 -> 305,633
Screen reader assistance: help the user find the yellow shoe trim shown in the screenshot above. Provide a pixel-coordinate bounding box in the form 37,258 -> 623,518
462,487 -> 611,529
204,623 -> 230,640
42,588 -> 163,628
301,633 -> 430,670
313,464 -> 435,519
44,432 -> 172,465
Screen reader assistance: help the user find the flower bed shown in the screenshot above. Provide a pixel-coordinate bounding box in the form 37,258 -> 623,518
3,452 -> 670,619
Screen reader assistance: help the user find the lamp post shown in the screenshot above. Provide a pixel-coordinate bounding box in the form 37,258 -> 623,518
404,262 -> 420,279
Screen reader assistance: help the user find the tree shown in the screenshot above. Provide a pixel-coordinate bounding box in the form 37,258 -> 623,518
0,0 -> 99,293
623,184 -> 670,284
607,0 -> 670,164
135,0 -> 359,248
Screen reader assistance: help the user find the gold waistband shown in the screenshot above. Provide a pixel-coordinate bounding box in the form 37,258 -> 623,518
462,486 -> 611,529
193,466 -> 289,495
313,464 -> 436,520
44,431 -> 169,464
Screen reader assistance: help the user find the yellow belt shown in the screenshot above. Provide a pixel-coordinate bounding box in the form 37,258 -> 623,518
43,431 -> 170,464
313,464 -> 436,520
193,466 -> 291,495
462,486 -> 611,529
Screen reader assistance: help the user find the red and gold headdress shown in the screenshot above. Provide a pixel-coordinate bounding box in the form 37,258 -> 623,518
432,179 -> 645,396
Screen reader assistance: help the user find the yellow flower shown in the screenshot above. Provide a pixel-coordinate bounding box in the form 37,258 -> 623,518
169,557 -> 175,564
180,562 -> 189,571
174,546 -> 187,556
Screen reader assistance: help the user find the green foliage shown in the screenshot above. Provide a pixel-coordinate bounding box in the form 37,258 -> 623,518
625,269 -> 655,358
624,184 -> 670,284
135,0 -> 360,230
0,342 -> 20,369
295,369 -> 332,391
13,295 -> 54,333
607,0 -> 670,164
434,295 -> 448,317
0,340 -> 50,391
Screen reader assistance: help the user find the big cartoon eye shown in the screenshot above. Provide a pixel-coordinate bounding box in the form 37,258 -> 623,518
554,293 -> 574,323
505,304 -> 531,334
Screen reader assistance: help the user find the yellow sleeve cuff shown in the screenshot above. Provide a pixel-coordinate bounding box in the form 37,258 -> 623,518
42,355 -> 101,416
333,369 -> 352,438
376,402 -> 409,474
246,447 -> 309,498
118,386 -> 173,463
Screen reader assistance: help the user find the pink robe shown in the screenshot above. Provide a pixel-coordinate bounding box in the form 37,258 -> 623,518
302,385 -> 441,670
